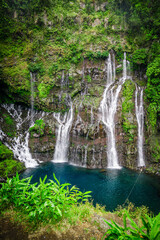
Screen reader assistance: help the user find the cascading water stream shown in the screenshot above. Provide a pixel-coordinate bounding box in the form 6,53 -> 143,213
100,53 -> 129,169
135,86 -> 145,167
53,105 -> 73,162
83,145 -> 88,167
0,104 -> 38,168
90,107 -> 94,125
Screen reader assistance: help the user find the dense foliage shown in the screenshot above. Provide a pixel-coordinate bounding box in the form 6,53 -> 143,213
103,210 -> 160,240
0,173 -> 91,224
1,173 -> 159,238
122,80 -> 136,142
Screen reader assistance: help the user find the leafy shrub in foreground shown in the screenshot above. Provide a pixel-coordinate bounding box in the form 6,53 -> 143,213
103,210 -> 160,240
0,173 -> 91,224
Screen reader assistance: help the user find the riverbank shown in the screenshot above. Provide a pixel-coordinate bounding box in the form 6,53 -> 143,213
0,202 -> 154,240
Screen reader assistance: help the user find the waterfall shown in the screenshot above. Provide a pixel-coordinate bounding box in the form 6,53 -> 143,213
30,72 -> 35,124
91,107 -> 94,124
61,70 -> 65,88
92,145 -> 96,166
1,104 -> 38,168
100,52 -> 128,169
53,105 -> 73,162
135,86 -> 145,167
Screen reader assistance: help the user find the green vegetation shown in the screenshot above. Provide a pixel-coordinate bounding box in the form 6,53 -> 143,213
0,0 -> 159,114
86,75 -> 92,83
103,210 -> 160,240
0,0 -> 159,131
0,159 -> 25,178
0,0 -> 127,109
132,48 -> 148,68
0,142 -> 25,178
149,136 -> 160,164
38,81 -> 55,99
29,119 -> 45,137
0,173 -> 91,226
2,113 -> 16,137
85,50 -> 109,60
145,56 -> 160,131
3,114 -> 14,125
0,142 -> 13,160
109,0 -> 160,134
28,62 -> 45,76
0,174 -> 159,239
122,80 -> 136,142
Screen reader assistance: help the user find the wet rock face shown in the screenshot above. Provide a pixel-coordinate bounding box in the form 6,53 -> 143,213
29,135 -> 55,162
28,113 -> 57,162
1,55 -> 159,174
68,105 -> 107,168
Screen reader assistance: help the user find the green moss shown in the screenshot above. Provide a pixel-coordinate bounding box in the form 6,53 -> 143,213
85,50 -> 109,60
116,66 -> 123,74
0,159 -> 25,178
29,119 -> 45,137
0,142 -> 13,160
145,56 -> 160,132
149,136 -> 160,163
0,142 -> 25,178
122,120 -> 136,142
146,103 -> 157,133
71,82 -> 81,98
3,114 -> 13,125
28,62 -> 45,76
122,80 -> 136,141
2,113 -> 16,138
86,75 -> 92,83
122,80 -> 135,113
38,81 -> 55,99
88,86 -> 104,97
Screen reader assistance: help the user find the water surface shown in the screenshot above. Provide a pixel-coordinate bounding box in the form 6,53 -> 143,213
20,162 -> 160,214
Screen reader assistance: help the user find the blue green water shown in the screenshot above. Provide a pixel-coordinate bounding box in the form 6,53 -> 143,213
20,162 -> 160,214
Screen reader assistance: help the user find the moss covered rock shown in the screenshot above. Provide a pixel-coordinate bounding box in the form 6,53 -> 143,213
0,159 -> 25,178
0,142 -> 13,160
0,142 -> 25,178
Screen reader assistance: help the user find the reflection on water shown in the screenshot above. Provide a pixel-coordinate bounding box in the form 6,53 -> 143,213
20,162 -> 160,214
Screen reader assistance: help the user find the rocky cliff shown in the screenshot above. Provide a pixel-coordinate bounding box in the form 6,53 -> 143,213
0,0 -> 160,175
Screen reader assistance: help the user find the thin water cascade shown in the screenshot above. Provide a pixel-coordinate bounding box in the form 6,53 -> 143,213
90,107 -> 94,124
53,105 -> 73,162
135,86 -> 145,167
92,146 -> 96,167
83,145 -> 88,167
61,70 -> 65,88
123,52 -> 127,80
1,104 -> 38,168
100,53 -> 129,169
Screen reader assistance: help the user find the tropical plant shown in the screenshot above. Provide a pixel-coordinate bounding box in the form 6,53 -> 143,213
103,210 -> 160,240
0,173 -> 91,224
